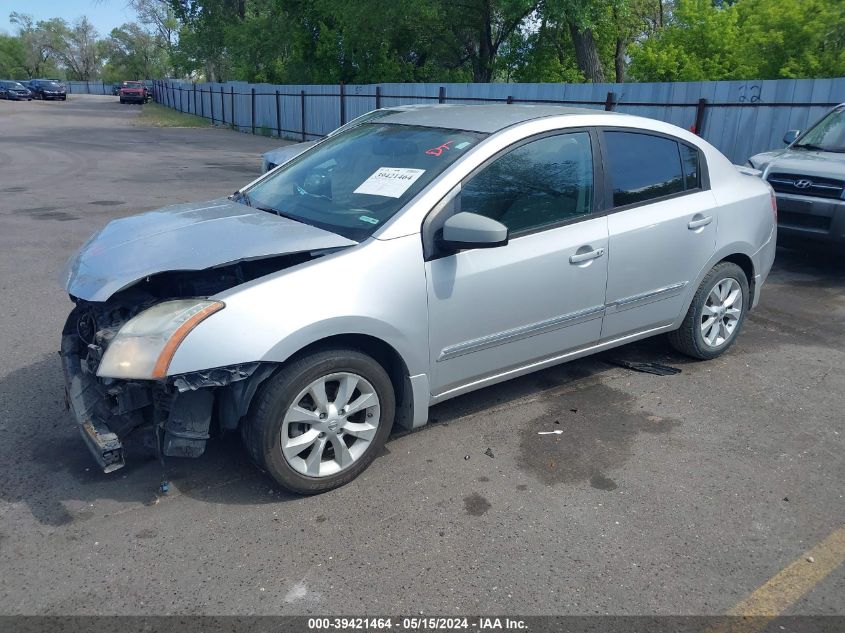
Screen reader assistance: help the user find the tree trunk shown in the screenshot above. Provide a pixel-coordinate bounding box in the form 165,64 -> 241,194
568,22 -> 605,83
473,0 -> 494,82
615,38 -> 626,83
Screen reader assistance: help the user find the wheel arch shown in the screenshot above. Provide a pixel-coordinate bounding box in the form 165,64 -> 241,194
674,244 -> 757,329
257,332 -> 425,432
291,333 -> 409,414
720,252 -> 756,301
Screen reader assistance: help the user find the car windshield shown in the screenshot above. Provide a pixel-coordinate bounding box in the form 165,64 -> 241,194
124,82 -> 143,88
793,108 -> 845,152
42,82 -> 61,89
11,82 -> 25,89
244,123 -> 486,241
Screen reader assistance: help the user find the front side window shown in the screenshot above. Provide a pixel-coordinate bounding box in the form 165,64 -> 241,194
460,131 -> 594,234
245,123 -> 485,241
605,132 -> 685,207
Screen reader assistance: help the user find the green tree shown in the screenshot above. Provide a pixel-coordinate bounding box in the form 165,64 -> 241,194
43,16 -> 103,80
0,34 -> 27,78
627,0 -> 752,81
735,0 -> 845,79
9,12 -> 60,78
102,23 -> 169,80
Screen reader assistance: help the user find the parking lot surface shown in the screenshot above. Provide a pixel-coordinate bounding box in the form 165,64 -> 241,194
0,95 -> 842,616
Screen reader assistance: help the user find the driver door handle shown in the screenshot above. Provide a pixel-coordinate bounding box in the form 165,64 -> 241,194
569,248 -> 605,264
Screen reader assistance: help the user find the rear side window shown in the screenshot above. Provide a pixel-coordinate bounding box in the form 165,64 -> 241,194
461,131 -> 594,234
605,132 -> 685,207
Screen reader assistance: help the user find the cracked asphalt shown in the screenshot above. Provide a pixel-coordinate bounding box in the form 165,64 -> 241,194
0,95 -> 842,616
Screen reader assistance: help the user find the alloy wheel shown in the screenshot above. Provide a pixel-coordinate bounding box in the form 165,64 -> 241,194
280,372 -> 381,477
701,277 -> 743,348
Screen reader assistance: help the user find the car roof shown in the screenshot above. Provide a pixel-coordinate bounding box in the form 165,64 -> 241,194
376,104 -> 617,133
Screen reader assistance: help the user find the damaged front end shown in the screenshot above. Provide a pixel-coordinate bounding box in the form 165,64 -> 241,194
60,297 -> 275,473
58,257 -> 317,473
59,197 -> 358,473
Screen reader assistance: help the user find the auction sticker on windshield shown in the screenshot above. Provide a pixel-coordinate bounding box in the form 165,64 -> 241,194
354,167 -> 425,198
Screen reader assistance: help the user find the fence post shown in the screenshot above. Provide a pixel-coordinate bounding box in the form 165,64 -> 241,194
339,82 -> 346,125
375,85 -> 381,109
300,90 -> 306,141
210,86 -> 215,124
506,95 -> 514,104
220,86 -> 226,125
199,86 -> 204,119
180,86 -> 184,112
193,83 -> 197,114
438,86 -> 445,104
275,89 -> 281,137
231,86 -> 236,130
102,81 -> 105,95
86,80 -> 90,94
694,98 -> 707,136
251,87 -> 256,135
604,91 -> 616,111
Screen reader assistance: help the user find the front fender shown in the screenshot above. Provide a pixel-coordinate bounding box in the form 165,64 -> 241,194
166,234 -> 429,378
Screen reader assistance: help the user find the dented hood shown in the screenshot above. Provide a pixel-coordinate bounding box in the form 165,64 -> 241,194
62,198 -> 356,302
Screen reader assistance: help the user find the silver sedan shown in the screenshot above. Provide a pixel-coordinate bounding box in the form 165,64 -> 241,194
61,105 -> 777,493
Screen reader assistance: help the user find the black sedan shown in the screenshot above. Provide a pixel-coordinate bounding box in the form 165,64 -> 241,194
28,79 -> 67,101
0,80 -> 32,100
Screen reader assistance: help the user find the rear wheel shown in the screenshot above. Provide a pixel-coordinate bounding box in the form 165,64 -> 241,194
242,348 -> 395,494
668,262 -> 749,360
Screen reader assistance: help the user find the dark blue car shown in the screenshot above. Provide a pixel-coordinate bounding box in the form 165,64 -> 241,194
0,80 -> 32,101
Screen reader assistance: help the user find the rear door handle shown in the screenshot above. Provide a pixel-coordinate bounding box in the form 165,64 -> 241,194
688,216 -> 713,230
569,248 -> 605,264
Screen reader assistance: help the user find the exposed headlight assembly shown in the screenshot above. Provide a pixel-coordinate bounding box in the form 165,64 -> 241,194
97,300 -> 224,380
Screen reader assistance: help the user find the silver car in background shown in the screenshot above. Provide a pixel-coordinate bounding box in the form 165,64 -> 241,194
62,105 -> 776,494
748,103 -> 845,245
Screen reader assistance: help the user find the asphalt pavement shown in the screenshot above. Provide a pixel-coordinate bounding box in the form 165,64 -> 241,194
0,95 -> 842,617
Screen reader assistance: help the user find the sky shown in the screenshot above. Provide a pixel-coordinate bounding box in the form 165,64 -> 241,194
0,0 -> 139,36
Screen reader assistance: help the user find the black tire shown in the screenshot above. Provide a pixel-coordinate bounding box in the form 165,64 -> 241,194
242,348 -> 395,494
119,98 -> 125,104
668,262 -> 749,360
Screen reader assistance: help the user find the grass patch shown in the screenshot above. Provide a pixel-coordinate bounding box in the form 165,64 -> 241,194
136,102 -> 211,128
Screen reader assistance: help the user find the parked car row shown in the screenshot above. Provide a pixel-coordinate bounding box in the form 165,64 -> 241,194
0,79 -> 67,101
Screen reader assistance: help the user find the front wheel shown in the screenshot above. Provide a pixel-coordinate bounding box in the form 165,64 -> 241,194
242,348 -> 395,494
668,262 -> 749,360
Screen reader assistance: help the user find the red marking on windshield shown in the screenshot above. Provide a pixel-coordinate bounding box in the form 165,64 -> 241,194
426,141 -> 454,157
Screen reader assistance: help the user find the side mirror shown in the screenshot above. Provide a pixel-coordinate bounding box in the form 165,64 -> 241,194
783,130 -> 801,145
439,212 -> 508,251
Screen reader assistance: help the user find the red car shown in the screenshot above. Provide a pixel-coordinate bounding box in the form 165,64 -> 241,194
118,81 -> 148,104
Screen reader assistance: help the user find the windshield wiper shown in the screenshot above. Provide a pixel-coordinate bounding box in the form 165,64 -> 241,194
794,143 -> 828,152
231,189 -> 301,222
253,203 -> 301,222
